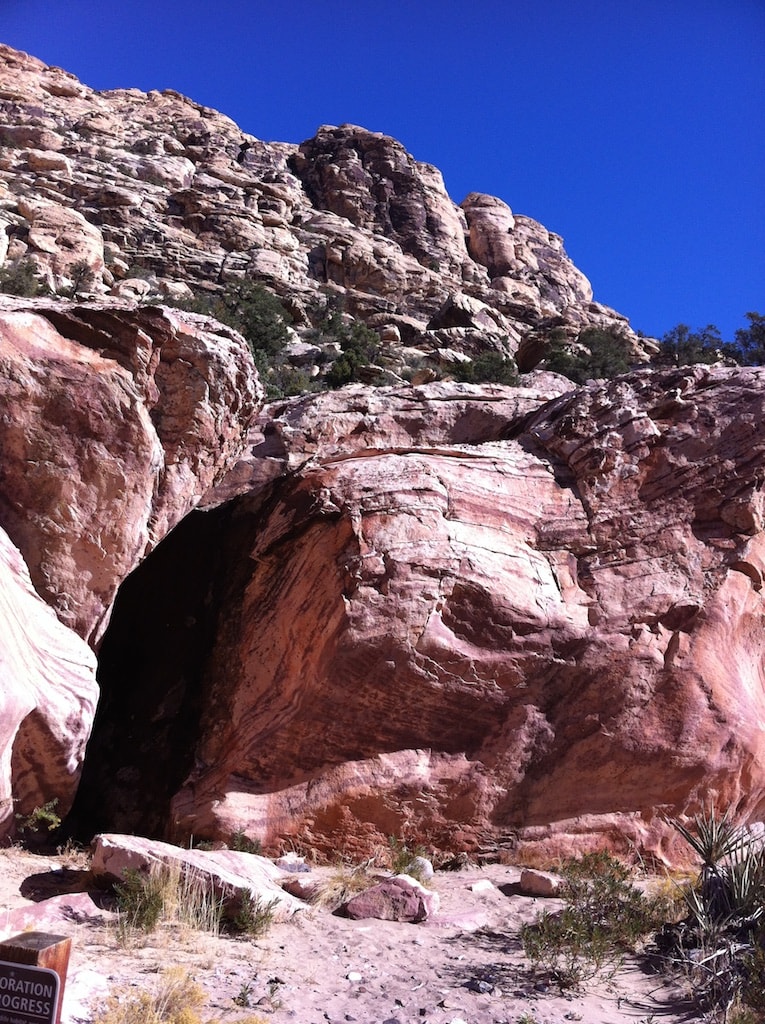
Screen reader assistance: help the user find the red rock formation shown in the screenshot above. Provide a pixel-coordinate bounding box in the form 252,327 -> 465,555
172,366 -> 765,861
0,43 -> 645,380
0,297 -> 260,644
0,525 -> 97,835
0,297 -> 259,841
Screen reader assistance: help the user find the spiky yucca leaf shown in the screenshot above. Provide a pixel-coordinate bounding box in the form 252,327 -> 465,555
670,806 -> 749,869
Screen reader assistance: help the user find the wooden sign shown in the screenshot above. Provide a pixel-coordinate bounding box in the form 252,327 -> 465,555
0,933 -> 71,1024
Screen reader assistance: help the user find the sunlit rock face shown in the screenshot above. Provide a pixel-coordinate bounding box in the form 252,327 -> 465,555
0,43 -> 642,375
0,297 -> 260,645
1,43 -> 763,862
0,525 -> 97,837
171,367 -> 765,862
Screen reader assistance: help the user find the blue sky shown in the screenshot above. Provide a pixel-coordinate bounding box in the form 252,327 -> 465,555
2,0 -> 763,341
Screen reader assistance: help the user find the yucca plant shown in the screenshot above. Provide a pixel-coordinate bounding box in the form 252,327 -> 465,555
664,807 -> 765,1021
669,807 -> 752,923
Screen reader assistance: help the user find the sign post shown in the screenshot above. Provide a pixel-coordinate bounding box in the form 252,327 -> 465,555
0,933 -> 71,1024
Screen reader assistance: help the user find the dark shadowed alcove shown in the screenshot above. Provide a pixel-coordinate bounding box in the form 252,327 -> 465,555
68,505 -> 232,841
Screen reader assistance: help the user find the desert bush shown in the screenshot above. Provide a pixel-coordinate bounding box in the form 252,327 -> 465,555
0,257 -> 46,296
176,280 -> 316,398
61,258 -> 95,298
731,312 -> 765,366
521,851 -> 670,990
387,836 -> 431,882
184,279 -> 289,356
14,798 -> 62,846
114,867 -> 165,935
309,860 -> 378,910
453,349 -> 518,385
91,966 -> 269,1024
315,297 -> 381,387
544,325 -> 631,383
114,862 -> 224,944
653,323 -> 723,367
229,830 -> 262,855
227,892 -> 278,937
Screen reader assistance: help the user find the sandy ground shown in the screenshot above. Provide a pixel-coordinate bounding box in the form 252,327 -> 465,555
0,847 -> 699,1024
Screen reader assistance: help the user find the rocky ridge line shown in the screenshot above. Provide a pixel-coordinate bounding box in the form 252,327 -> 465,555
0,42 -> 646,384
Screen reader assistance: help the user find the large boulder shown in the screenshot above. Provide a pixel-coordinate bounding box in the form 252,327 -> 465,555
0,297 -> 259,840
170,367 -> 765,862
0,297 -> 260,644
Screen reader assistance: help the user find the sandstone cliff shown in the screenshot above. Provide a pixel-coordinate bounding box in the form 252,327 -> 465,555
163,368 -> 765,861
0,44 -> 762,862
0,42 -> 644,386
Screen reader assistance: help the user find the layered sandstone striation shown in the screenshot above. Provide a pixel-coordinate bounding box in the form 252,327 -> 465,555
171,367 -> 765,861
0,43 -> 642,381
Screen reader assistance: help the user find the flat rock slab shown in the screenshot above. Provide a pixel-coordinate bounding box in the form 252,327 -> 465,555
91,833 -> 304,920
0,892 -> 115,938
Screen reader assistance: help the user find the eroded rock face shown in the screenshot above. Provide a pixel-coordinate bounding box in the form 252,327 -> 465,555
0,296 -> 260,644
0,525 -> 97,835
0,43 -> 644,373
170,368 -> 765,861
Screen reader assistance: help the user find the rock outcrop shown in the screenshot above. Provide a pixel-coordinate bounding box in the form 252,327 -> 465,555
91,833 -> 304,921
0,44 -> 762,863
0,296 -> 259,841
0,525 -> 97,834
169,367 -> 765,861
0,296 -> 260,644
0,43 -> 643,382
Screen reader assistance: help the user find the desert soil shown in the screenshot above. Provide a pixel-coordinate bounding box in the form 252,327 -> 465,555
0,847 -> 698,1024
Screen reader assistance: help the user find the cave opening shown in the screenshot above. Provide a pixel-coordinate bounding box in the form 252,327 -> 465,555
68,504 -> 232,842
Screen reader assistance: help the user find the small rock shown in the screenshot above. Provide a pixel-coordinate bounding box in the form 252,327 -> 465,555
275,851 -> 311,872
343,875 -> 440,922
408,855 -> 434,881
468,878 -> 494,893
346,972 -> 363,983
519,867 -> 563,896
466,978 -> 493,994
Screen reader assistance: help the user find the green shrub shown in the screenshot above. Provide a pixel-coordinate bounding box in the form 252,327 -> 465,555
114,867 -> 165,933
544,326 -> 631,383
521,851 -> 668,990
731,312 -> 765,366
15,798 -> 62,845
229,830 -> 262,855
114,862 -> 224,944
660,807 -> 765,1019
62,259 -> 95,298
227,892 -> 278,937
0,258 -> 46,296
177,280 -> 318,398
184,279 -> 291,358
653,323 -> 723,367
316,297 -> 381,387
453,350 -> 518,385
387,836 -> 430,882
